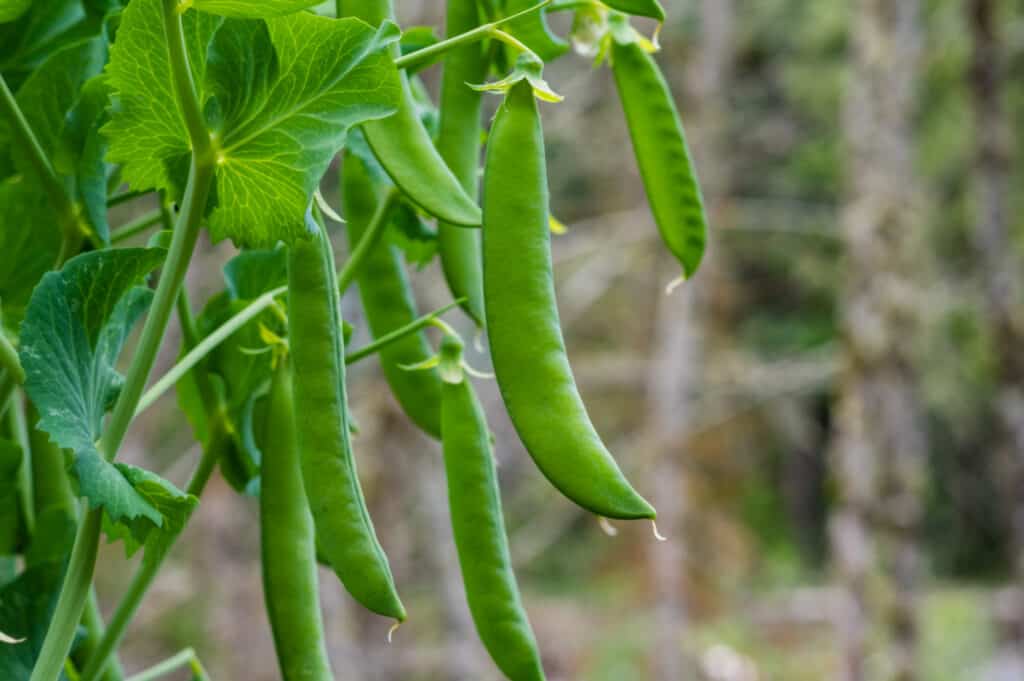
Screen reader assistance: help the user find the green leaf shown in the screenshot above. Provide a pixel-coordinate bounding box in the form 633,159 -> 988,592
0,179 -> 62,328
105,0 -> 402,247
0,562 -> 72,681
0,0 -> 99,92
102,0 -> 222,196
602,0 -> 665,23
102,464 -> 198,557
191,0 -> 321,17
0,0 -> 32,24
57,75 -> 115,244
18,248 -> 195,549
178,248 -> 286,493
0,37 -> 106,176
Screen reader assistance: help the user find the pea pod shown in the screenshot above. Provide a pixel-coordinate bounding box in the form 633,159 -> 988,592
611,36 -> 707,277
439,333 -> 545,681
260,359 -> 334,681
436,0 -> 488,327
482,80 -> 655,520
288,212 -> 405,621
339,0 -> 481,227
342,154 -> 442,439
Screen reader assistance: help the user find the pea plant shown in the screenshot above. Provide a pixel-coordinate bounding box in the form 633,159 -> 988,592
0,0 -> 706,678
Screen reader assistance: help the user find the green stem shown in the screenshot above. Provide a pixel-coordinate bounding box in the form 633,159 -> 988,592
393,0 -> 552,71
336,188 -> 398,295
110,210 -> 163,244
78,421 -> 226,681
345,300 -> 464,365
29,509 -> 103,681
0,331 -> 24,385
30,152 -> 214,681
99,159 -> 213,458
79,594 -> 125,681
0,73 -> 85,257
8,394 -> 34,537
107,190 -> 149,207
162,0 -> 212,158
124,648 -> 210,681
136,285 -> 288,416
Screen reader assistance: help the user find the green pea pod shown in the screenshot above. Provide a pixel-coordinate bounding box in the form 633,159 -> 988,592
342,154 -> 443,439
611,39 -> 707,277
260,359 -> 334,681
603,0 -> 665,23
502,0 -> 569,63
436,0 -> 488,327
288,212 -> 405,621
340,0 -> 481,227
440,335 -> 545,681
482,81 -> 655,520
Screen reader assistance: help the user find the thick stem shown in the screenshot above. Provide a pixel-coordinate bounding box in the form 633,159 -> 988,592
162,0 -> 212,158
79,422 -> 227,681
29,509 -> 103,681
99,160 -> 213,458
30,157 -> 212,681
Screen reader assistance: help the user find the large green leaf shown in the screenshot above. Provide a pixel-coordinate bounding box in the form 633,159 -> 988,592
0,0 -> 98,92
192,0 -> 321,17
0,0 -> 31,24
0,562 -> 72,681
0,38 -> 110,241
104,0 -> 402,247
19,248 -> 196,553
103,0 -> 222,196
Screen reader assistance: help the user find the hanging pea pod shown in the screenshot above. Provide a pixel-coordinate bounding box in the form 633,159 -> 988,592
342,153 -> 443,439
436,0 -> 488,327
339,0 -> 481,227
482,77 -> 655,520
288,210 -> 405,621
608,17 -> 707,277
259,358 -> 334,681
438,332 -> 546,681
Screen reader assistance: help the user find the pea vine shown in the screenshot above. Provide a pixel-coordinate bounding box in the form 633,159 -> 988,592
0,0 -> 706,679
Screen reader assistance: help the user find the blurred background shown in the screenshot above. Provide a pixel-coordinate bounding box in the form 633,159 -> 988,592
102,0 -> 1024,679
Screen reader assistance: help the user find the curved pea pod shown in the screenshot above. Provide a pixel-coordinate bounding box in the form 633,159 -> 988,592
482,80 -> 655,520
436,0 -> 488,327
259,360 -> 335,681
342,154 -> 443,439
340,0 -> 481,227
439,335 -> 546,681
603,0 -> 665,23
502,0 -> 569,63
611,38 -> 708,277
288,213 -> 405,621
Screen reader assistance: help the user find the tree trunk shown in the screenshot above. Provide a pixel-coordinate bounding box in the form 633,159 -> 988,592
643,2 -> 734,679
967,0 -> 1024,576
966,0 -> 1024,661
831,2 -> 925,681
